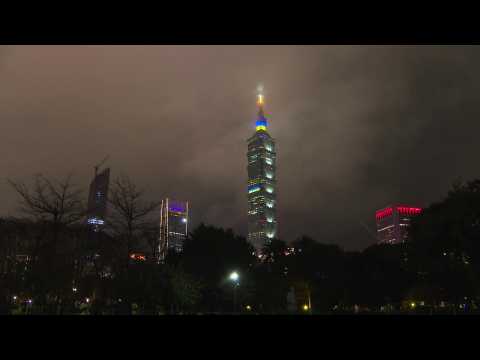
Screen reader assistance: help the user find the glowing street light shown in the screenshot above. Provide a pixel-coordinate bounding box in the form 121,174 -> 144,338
229,271 -> 239,282
72,287 -> 78,293
229,271 -> 239,313
303,304 -> 309,311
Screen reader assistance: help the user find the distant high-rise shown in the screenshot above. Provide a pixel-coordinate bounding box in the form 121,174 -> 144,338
247,86 -> 277,252
376,205 -> 422,245
86,168 -> 110,232
158,199 -> 189,262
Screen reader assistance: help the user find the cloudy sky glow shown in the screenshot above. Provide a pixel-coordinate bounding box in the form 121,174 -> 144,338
1,45 -> 479,250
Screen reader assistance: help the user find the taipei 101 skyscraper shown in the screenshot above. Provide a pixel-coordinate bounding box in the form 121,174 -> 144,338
247,86 -> 277,252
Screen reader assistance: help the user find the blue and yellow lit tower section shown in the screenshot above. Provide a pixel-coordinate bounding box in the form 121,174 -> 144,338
247,87 -> 277,252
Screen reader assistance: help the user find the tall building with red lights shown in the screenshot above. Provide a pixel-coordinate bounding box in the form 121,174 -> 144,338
375,205 -> 422,244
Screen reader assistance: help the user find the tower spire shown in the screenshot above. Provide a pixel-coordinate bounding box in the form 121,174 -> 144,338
257,86 -> 265,116
255,85 -> 267,131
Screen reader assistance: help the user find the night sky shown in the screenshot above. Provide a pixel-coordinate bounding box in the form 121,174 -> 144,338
1,45 -> 480,250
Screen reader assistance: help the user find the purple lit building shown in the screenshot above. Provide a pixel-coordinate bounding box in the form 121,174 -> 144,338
158,199 -> 189,262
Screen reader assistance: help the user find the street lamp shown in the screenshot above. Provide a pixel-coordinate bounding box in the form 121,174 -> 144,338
229,271 -> 239,313
229,271 -> 239,282
26,299 -> 32,314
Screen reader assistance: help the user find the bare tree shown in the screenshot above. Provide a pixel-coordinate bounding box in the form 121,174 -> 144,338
108,175 -> 160,264
7,174 -> 85,248
7,174 -> 85,311
8,174 -> 84,224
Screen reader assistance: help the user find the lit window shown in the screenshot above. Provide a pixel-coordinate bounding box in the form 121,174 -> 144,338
266,173 -> 273,179
266,158 -> 273,165
267,217 -> 274,223
266,187 -> 274,194
249,186 -> 261,194
87,218 -> 105,225
267,233 -> 274,239
266,202 -> 274,208
265,144 -> 272,152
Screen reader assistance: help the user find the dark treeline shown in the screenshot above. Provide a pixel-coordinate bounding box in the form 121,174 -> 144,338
1,174 -> 480,315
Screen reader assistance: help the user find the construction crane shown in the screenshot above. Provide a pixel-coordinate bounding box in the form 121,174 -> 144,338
359,221 -> 378,242
94,155 -> 109,177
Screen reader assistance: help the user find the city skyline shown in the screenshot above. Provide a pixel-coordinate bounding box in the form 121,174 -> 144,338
2,46 -> 480,250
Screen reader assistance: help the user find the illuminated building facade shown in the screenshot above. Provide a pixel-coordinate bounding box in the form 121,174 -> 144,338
247,87 -> 277,251
86,168 -> 110,232
376,205 -> 422,244
158,199 -> 189,262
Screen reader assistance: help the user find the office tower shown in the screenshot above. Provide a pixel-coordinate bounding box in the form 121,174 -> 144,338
86,167 -> 110,232
376,205 -> 422,244
158,199 -> 189,261
247,87 -> 277,252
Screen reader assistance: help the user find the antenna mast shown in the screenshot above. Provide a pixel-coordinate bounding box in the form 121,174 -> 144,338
94,155 -> 110,177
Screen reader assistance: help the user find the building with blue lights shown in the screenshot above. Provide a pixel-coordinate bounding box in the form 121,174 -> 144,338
158,198 -> 189,262
86,168 -> 110,232
247,89 -> 277,251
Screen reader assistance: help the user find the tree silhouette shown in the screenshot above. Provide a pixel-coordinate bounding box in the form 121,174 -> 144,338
7,174 -> 86,313
408,179 -> 480,309
179,224 -> 256,313
107,175 -> 160,265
